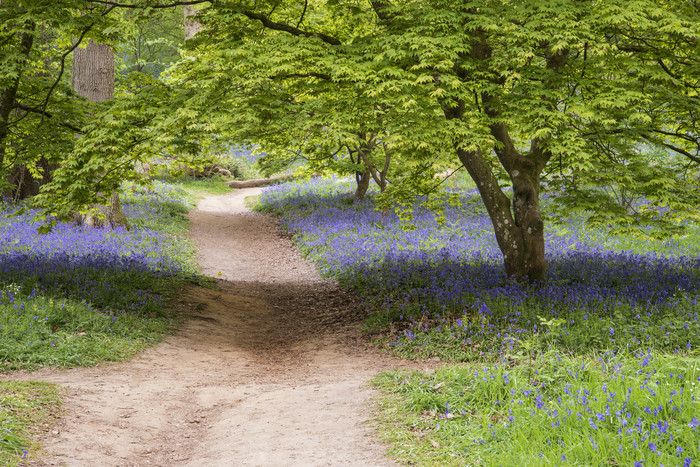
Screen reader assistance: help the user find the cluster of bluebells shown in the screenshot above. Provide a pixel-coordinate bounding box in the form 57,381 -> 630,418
0,184 -> 190,320
390,350 -> 699,465
259,178 -> 700,357
226,146 -> 264,165
120,180 -> 190,227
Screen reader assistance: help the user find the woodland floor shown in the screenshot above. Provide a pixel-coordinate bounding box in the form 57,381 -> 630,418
7,187 -> 429,466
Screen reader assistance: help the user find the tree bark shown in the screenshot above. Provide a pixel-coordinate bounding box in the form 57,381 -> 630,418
5,25 -> 62,200
444,82 -> 548,283
507,160 -> 547,282
74,193 -> 130,229
453,146 -> 547,283
9,158 -> 57,200
72,39 -> 129,230
184,6 -> 203,40
355,134 -> 390,193
226,174 -> 293,188
0,28 -> 34,171
353,168 -> 371,201
72,40 -> 114,102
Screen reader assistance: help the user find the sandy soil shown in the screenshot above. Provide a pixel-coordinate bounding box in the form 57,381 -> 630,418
6,187 -> 422,466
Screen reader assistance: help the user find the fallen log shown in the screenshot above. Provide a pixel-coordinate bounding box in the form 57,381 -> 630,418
226,174 -> 294,189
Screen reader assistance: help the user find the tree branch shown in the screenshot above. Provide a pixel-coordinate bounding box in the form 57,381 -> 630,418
481,93 -> 519,173
641,134 -> 700,165
381,142 -> 391,175
648,127 -> 700,146
241,10 -> 342,46
296,0 -> 308,29
14,102 -> 83,132
489,121 -> 519,173
270,72 -> 332,81
86,0 -> 211,9
657,59 -> 699,89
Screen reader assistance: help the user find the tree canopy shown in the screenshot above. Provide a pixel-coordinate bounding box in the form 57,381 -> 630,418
1,0 -> 698,281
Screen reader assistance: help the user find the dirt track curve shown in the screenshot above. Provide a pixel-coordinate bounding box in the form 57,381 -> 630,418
7,187 -> 418,466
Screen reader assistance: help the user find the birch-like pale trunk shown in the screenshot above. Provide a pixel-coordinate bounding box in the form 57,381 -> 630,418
72,39 -> 130,230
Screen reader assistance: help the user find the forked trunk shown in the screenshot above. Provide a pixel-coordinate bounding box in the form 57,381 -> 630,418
503,169 -> 546,282
354,168 -> 371,201
455,147 -> 546,282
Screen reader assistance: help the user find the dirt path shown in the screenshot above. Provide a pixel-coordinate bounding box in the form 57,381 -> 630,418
9,188 -> 417,466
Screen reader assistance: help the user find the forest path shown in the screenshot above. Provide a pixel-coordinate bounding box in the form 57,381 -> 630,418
14,187 -> 418,466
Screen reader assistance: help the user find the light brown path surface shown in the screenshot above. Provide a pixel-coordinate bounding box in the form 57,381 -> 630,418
6,188 -> 414,466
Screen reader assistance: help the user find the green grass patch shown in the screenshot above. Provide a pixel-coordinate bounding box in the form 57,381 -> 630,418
384,294 -> 700,362
0,380 -> 61,466
373,351 -> 700,466
0,287 -> 175,371
172,177 -> 232,196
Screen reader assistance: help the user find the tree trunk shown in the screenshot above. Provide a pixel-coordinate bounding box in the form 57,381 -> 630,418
454,147 -> 547,283
354,168 -> 371,201
74,193 -> 130,229
72,39 -> 129,230
9,158 -> 57,201
509,163 -> 546,281
0,29 -> 34,171
184,6 -> 203,40
72,40 -> 114,102
6,25 -> 60,200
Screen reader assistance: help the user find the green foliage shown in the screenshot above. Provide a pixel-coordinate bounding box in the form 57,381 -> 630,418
169,1 -> 453,194
116,7 -> 184,78
33,72 -> 210,219
0,1 -> 116,196
374,0 -> 700,233
0,381 -> 60,466
176,0 -> 700,276
0,2 -> 211,216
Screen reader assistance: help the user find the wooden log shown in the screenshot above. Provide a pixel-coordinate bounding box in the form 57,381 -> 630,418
226,174 -> 294,189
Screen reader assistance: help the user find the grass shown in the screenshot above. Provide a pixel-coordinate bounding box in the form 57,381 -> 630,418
0,287 -> 174,370
0,381 -> 61,466
257,176 -> 700,466
373,351 -> 700,466
149,145 -> 268,192
178,177 -> 232,195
